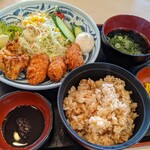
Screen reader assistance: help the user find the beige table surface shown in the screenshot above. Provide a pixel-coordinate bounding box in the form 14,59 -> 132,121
0,0 -> 150,149
62,0 -> 150,24
0,0 -> 150,24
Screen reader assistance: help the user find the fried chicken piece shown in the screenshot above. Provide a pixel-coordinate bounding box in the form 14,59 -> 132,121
26,53 -> 49,85
6,35 -> 20,53
0,36 -> 29,80
65,43 -> 84,70
0,51 -> 29,80
48,56 -> 67,82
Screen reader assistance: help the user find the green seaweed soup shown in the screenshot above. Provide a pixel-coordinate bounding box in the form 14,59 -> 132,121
106,29 -> 150,55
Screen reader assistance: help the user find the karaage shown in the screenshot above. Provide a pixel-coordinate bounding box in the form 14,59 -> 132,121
0,36 -> 29,80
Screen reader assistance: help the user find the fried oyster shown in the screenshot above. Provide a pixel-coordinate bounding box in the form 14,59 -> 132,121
26,53 -> 50,85
65,43 -> 84,70
48,56 -> 67,82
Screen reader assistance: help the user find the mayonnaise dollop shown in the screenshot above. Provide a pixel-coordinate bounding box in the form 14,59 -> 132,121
75,32 -> 94,54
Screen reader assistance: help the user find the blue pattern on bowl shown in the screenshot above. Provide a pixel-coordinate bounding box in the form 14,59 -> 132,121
0,0 -> 100,90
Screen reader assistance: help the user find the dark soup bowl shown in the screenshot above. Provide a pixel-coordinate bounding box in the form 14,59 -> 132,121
0,91 -> 53,150
57,62 -> 150,150
101,15 -> 150,67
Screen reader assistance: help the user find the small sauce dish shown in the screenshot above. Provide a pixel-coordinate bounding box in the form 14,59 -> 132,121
136,65 -> 150,96
0,91 -> 53,150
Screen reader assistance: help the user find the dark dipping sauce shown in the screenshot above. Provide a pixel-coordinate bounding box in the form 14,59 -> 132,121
106,29 -> 150,55
2,105 -> 45,148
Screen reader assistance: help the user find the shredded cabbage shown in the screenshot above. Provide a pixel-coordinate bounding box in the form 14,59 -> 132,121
19,13 -> 70,60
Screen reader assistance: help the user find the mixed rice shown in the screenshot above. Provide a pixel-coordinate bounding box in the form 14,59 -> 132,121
63,75 -> 138,146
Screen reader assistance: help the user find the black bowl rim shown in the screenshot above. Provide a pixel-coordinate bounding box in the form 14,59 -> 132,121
101,14 -> 150,57
0,91 -> 53,150
57,62 -> 150,150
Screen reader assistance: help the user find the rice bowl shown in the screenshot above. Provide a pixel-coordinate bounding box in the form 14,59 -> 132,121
57,62 -> 150,150
63,75 -> 138,146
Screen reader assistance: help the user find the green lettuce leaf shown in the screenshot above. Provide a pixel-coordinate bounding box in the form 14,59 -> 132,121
0,21 -> 24,41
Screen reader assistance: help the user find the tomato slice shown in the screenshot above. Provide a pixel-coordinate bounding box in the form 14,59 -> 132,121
54,12 -> 65,19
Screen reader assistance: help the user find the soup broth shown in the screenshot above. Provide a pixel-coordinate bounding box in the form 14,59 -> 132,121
106,29 -> 150,55
2,105 -> 45,148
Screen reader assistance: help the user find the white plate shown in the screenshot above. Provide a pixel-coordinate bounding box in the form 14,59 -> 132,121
0,0 -> 101,90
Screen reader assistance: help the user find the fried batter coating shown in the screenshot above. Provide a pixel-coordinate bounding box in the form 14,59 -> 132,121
48,56 -> 67,82
65,43 -> 84,70
26,53 -> 49,85
0,50 -> 29,80
0,36 -> 29,80
6,35 -> 20,53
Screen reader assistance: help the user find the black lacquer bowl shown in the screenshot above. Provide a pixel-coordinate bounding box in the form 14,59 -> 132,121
57,62 -> 150,150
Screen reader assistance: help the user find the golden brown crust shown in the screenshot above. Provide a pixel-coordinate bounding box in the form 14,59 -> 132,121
0,36 -> 29,80
6,35 -> 20,53
0,37 -> 85,83
0,51 -> 29,80
65,43 -> 84,70
26,53 -> 49,85
48,56 -> 67,82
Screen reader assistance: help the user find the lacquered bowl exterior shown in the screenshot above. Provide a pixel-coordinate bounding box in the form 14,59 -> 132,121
0,91 -> 53,150
101,15 -> 150,67
136,65 -> 150,85
57,62 -> 150,150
